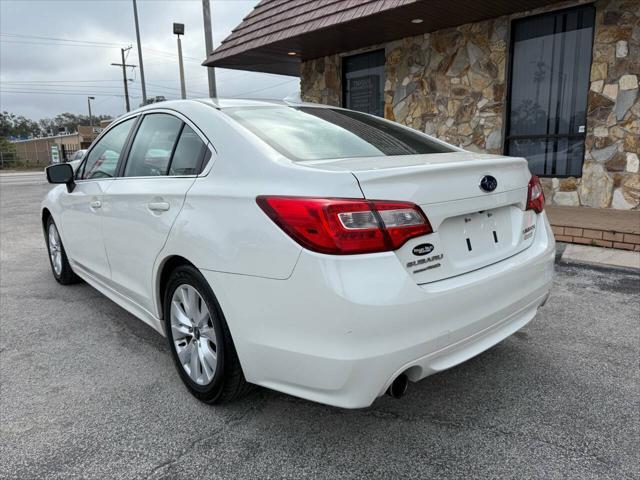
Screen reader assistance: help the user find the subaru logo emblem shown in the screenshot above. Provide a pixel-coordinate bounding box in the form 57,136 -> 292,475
480,175 -> 498,193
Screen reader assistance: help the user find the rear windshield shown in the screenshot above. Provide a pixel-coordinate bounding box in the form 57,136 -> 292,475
223,106 -> 454,161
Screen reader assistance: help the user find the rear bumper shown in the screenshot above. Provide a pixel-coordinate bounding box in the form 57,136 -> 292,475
201,212 -> 555,408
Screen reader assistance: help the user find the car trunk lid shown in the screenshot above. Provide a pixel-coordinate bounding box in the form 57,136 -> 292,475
300,152 -> 537,283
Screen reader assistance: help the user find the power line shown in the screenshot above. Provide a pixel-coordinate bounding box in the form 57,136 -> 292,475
0,90 -> 135,97
2,80 -> 123,84
1,80 -> 210,98
2,83 -> 130,89
229,78 -> 299,97
0,40 -> 121,49
0,33 -> 122,47
144,47 -> 202,62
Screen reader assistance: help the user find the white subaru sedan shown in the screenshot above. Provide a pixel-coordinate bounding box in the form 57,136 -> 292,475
42,99 -> 555,408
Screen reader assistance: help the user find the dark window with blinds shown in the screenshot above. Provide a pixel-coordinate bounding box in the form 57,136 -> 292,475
342,50 -> 385,117
505,5 -> 595,177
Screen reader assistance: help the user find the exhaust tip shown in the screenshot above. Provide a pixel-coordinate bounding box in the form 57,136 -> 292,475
387,374 -> 409,399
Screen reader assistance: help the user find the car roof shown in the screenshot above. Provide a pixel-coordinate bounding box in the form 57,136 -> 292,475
133,98 -> 333,113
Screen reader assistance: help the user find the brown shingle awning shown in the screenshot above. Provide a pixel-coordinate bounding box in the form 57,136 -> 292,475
206,0 -> 563,76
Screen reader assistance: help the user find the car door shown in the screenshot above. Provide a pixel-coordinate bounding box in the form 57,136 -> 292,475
101,112 -> 209,315
59,117 -> 137,282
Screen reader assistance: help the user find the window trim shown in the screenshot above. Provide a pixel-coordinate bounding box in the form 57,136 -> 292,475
165,123 -> 209,177
164,122 -> 186,175
114,109 -> 215,180
117,112 -> 184,178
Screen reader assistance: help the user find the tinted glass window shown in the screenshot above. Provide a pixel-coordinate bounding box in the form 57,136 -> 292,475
79,118 -> 134,179
169,126 -> 206,175
224,107 -> 452,161
342,50 -> 385,117
506,6 -> 595,177
124,114 -> 182,177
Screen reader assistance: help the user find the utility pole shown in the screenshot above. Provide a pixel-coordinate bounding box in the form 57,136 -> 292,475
173,23 -> 187,99
202,0 -> 217,97
111,47 -> 136,112
87,96 -> 95,126
132,0 -> 147,104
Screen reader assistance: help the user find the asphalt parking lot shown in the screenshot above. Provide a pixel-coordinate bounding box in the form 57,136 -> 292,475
1,172 -> 639,480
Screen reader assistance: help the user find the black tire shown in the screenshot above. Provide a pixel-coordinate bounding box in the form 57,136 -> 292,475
164,265 -> 251,404
45,216 -> 80,285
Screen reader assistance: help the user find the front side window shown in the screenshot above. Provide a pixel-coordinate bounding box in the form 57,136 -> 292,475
79,118 -> 135,180
124,114 -> 183,177
224,107 -> 453,161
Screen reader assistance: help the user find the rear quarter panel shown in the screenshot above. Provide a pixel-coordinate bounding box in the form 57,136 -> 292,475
157,106 -> 366,280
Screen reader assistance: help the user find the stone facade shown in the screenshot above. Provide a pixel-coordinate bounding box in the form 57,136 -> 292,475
299,54 -> 342,106
580,0 -> 639,209
383,18 -> 508,155
300,0 -> 639,210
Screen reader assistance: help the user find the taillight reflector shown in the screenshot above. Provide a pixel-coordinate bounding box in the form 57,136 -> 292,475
256,196 -> 432,255
526,175 -> 545,214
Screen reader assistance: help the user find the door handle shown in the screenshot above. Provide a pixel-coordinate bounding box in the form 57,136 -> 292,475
148,201 -> 170,212
90,200 -> 102,209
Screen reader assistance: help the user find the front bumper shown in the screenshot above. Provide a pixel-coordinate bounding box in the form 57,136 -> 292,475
201,213 -> 555,408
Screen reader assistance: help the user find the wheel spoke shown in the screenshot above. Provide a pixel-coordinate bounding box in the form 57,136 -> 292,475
171,300 -> 192,327
198,342 -> 216,382
196,308 -> 211,329
171,323 -> 191,340
48,228 -> 58,249
189,343 -> 200,381
177,287 -> 192,317
177,343 -> 193,366
187,289 -> 199,318
199,325 -> 216,343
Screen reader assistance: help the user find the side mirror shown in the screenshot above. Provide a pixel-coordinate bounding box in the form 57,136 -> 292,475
46,163 -> 75,192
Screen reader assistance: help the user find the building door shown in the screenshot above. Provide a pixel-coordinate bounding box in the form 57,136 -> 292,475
342,50 -> 385,117
505,5 -> 595,177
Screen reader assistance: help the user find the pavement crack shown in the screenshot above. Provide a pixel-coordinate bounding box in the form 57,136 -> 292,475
354,407 -> 631,478
143,404 -> 258,480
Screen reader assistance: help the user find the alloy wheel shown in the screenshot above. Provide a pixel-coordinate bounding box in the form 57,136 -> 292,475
170,284 -> 218,385
48,223 -> 63,276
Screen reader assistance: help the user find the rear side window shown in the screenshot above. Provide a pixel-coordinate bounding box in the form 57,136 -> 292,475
223,106 -> 453,161
124,114 -> 183,177
169,126 -> 207,176
79,118 -> 134,179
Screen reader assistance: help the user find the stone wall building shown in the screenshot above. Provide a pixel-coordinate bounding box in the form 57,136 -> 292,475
208,0 -> 639,212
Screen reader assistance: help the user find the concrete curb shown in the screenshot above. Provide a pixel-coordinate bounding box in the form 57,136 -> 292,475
557,242 -> 640,271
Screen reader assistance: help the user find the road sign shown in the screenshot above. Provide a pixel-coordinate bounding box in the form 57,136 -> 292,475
50,145 -> 60,164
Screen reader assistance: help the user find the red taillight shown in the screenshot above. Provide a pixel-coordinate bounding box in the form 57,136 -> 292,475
256,196 -> 432,255
527,175 -> 545,214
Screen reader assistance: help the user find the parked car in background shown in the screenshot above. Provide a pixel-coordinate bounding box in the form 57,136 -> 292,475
41,99 -> 555,408
66,149 -> 86,172
68,149 -> 87,162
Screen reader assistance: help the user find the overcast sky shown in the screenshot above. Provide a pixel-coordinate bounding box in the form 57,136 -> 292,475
0,0 -> 300,121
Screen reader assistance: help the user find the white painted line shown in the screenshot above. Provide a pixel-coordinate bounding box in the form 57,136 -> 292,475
0,171 -> 45,177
